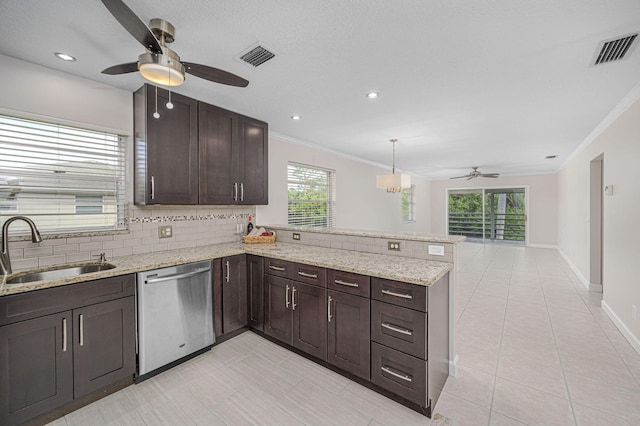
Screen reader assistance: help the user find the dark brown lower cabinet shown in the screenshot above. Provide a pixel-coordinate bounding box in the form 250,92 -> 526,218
0,311 -> 73,425
371,342 -> 427,406
327,290 -> 370,380
264,274 -> 327,361
247,255 -> 264,331
221,255 -> 247,334
73,297 -> 136,399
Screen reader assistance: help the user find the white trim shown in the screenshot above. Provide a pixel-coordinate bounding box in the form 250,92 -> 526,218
558,248 -> 590,289
449,354 -> 459,377
527,243 -> 558,249
602,300 -> 640,356
560,81 -> 640,170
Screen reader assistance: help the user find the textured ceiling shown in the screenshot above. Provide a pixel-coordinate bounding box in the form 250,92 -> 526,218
1,0 -> 639,178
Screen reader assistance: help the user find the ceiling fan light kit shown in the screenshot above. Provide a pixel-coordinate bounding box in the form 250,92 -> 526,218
376,139 -> 411,193
138,49 -> 185,87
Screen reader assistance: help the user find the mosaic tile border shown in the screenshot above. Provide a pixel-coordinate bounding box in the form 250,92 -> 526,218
128,213 -> 251,224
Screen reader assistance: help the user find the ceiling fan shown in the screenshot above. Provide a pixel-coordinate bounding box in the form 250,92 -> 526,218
99,0 -> 249,87
450,167 -> 500,180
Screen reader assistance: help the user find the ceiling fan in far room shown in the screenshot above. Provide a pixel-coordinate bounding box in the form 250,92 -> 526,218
99,0 -> 249,87
450,167 -> 500,180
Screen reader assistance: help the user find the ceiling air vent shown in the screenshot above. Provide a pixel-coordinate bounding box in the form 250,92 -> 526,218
239,45 -> 276,67
593,34 -> 638,65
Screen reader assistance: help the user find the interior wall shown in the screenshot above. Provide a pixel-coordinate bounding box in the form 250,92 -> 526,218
256,135 -> 431,234
429,173 -> 558,246
558,94 -> 640,349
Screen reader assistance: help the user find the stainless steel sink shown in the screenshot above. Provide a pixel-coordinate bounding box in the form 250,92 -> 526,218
6,262 -> 116,285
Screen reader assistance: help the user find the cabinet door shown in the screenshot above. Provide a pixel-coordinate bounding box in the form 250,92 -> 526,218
221,255 -> 248,334
264,275 -> 292,344
73,297 -> 136,399
199,102 -> 239,204
0,311 -> 73,425
135,85 -> 199,205
327,291 -> 370,380
247,254 -> 264,331
292,282 -> 327,360
237,115 -> 268,205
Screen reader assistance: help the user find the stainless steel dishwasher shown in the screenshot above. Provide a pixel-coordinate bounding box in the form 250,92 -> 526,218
136,260 -> 214,378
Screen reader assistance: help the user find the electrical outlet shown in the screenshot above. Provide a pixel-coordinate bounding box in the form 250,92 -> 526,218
388,241 -> 401,251
292,232 -> 301,241
633,305 -> 638,321
428,245 -> 445,256
158,225 -> 173,238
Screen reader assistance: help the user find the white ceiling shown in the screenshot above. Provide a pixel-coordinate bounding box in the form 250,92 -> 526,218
1,0 -> 639,179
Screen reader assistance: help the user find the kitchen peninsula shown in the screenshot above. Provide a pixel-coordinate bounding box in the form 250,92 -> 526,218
1,230 -> 463,424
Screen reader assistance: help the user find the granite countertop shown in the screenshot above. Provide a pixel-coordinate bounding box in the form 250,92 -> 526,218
265,225 -> 466,244
1,242 -> 453,296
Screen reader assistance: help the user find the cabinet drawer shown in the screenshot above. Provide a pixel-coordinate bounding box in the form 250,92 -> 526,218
371,300 -> 427,359
371,342 -> 427,407
293,263 -> 326,287
327,270 -> 370,297
371,277 -> 427,312
264,258 -> 293,279
0,274 -> 135,326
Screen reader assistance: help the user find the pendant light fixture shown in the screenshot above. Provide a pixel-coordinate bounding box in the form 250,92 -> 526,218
376,139 -> 411,193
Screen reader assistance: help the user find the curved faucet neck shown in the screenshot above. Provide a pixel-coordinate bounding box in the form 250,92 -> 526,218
1,216 -> 43,276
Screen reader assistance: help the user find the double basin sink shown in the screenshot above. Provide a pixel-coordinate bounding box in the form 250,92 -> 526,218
5,262 -> 116,285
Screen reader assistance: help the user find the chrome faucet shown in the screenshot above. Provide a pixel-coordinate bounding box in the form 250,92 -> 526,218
1,216 -> 43,276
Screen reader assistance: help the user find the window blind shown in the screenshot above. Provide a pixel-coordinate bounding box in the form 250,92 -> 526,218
0,114 -> 127,236
287,163 -> 336,228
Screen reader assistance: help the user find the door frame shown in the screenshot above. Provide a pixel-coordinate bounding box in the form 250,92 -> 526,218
445,185 -> 530,245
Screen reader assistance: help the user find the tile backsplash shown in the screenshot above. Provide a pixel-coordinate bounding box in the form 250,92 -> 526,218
8,204 -> 255,273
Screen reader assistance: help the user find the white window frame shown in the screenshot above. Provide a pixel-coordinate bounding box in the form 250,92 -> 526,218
0,113 -> 127,236
287,162 -> 336,228
401,184 -> 416,223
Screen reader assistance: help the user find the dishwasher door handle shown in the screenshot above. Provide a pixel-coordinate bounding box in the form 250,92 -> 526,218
145,267 -> 211,284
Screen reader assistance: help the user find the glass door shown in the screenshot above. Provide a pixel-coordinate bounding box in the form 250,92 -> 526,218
448,188 -> 526,243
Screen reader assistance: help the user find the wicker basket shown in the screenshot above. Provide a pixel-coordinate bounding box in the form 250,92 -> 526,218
243,231 -> 276,244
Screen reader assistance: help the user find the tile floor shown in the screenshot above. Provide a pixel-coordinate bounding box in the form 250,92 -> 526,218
47,242 -> 640,425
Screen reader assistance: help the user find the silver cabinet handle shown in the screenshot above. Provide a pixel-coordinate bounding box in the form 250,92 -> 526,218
225,260 -> 230,283
292,286 -> 297,311
381,289 -> 413,300
269,265 -> 286,272
79,314 -> 84,347
240,183 -> 244,201
381,366 -> 412,383
233,183 -> 238,201
62,318 -> 67,352
298,271 -> 318,279
286,284 -> 290,308
328,295 -> 333,322
150,176 -> 155,200
335,279 -> 359,288
382,322 -> 413,336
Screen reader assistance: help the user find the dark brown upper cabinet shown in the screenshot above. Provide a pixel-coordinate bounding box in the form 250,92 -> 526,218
134,84 -> 199,205
134,84 -> 268,205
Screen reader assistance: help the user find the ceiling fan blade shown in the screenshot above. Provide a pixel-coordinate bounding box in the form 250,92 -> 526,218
102,62 -> 139,75
449,175 -> 470,179
480,174 -> 500,178
100,0 -> 162,54
183,62 -> 249,87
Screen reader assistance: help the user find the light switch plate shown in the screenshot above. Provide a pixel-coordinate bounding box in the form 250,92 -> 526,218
158,225 -> 173,238
428,245 -> 445,256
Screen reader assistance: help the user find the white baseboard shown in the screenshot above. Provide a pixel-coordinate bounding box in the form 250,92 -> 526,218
557,248 -> 590,290
527,243 -> 558,249
449,354 -> 459,377
601,300 -> 640,356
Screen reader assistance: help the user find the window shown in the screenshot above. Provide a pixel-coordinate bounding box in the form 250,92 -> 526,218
401,184 -> 415,222
0,114 -> 127,236
287,163 -> 336,228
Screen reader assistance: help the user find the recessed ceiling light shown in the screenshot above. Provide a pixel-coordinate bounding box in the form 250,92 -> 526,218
55,52 -> 76,62
291,115 -> 301,120
366,92 -> 379,99
545,155 -> 558,159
